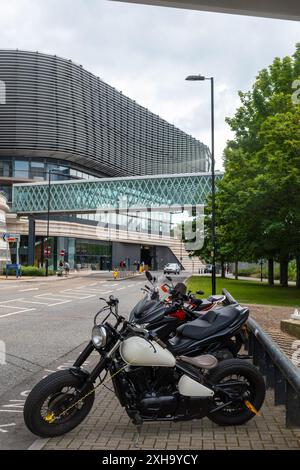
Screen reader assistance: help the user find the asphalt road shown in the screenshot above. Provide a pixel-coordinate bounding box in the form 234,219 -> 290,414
0,271 -> 187,449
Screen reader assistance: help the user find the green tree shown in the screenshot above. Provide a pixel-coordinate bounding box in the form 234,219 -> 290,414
195,44 -> 300,288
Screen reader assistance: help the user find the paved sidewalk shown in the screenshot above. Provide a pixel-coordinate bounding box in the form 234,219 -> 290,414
41,385 -> 300,451
0,271 -> 111,283
0,271 -> 143,283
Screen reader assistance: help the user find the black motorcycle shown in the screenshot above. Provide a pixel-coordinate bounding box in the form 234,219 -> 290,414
24,295 -> 265,438
130,273 -> 249,360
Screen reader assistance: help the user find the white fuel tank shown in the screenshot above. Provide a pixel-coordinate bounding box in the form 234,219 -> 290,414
120,336 -> 176,367
178,375 -> 215,397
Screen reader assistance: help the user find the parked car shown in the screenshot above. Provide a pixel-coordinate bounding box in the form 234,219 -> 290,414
203,264 -> 213,273
164,263 -> 181,275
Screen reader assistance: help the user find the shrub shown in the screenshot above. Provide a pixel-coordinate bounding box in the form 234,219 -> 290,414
3,266 -> 55,276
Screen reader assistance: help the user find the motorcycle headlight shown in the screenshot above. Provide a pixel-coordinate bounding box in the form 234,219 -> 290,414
92,325 -> 107,349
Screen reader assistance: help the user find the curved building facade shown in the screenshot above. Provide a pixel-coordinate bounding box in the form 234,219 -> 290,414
0,49 -> 210,272
0,49 -> 210,181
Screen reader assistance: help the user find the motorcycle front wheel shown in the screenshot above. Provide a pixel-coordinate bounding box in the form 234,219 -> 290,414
23,370 -> 95,438
207,359 -> 266,426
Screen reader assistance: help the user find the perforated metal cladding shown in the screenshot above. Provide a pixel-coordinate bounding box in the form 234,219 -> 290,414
0,50 -> 211,177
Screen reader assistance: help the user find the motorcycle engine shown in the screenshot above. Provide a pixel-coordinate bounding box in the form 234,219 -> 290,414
126,367 -> 178,418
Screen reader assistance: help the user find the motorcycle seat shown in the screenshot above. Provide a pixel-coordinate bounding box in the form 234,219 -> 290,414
177,354 -> 218,370
191,298 -> 204,306
195,299 -> 212,308
176,305 -> 243,340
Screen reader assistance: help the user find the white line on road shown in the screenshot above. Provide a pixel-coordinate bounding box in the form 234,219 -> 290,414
19,295 -> 72,307
0,299 -> 24,304
2,403 -> 24,409
19,299 -> 59,306
58,292 -> 96,299
0,308 -> 36,319
0,409 -> 23,413
18,288 -> 40,292
77,287 -> 100,292
116,287 -> 126,291
35,294 -> 72,304
0,304 -> 28,309
0,423 -> 16,433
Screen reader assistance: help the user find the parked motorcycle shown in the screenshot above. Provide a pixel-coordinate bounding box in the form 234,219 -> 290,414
24,295 -> 265,438
129,272 -> 249,359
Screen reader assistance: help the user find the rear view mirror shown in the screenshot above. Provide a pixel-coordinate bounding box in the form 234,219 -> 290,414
146,271 -> 153,282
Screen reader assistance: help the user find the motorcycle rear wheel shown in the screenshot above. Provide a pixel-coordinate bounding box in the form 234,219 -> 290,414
207,359 -> 265,426
23,370 -> 95,438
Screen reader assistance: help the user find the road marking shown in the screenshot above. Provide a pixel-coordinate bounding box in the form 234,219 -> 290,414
78,287 -> 100,292
35,294 -> 72,304
19,299 -> 59,306
0,299 -> 24,304
0,409 -> 23,413
18,288 -> 39,292
116,287 -> 126,291
0,423 -> 16,433
2,403 -> 24,409
58,291 -> 96,299
0,304 -> 27,309
128,284 -> 135,288
19,295 -> 72,307
0,308 -> 36,319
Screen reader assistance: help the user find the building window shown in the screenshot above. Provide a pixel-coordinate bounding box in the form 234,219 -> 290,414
14,160 -> 29,179
30,161 -> 45,180
0,160 -> 13,177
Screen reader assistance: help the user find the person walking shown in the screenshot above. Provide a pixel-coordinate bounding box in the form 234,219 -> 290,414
64,261 -> 70,276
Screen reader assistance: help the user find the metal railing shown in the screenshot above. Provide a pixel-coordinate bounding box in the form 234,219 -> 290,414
247,317 -> 300,428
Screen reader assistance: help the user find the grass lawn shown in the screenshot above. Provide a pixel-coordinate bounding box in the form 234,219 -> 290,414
186,276 -> 300,307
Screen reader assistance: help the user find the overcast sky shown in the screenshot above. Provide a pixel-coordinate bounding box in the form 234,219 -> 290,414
0,0 -> 300,169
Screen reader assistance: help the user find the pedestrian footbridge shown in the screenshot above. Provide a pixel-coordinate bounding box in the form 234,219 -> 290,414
13,173 -> 222,215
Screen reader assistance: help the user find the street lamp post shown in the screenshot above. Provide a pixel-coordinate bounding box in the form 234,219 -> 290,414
185,74 -> 216,295
45,169 -> 52,277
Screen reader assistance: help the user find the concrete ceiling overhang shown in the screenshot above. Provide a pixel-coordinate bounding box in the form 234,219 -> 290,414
111,1 -> 300,21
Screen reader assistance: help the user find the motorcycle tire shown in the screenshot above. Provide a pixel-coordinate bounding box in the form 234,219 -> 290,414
23,370 -> 95,438
207,359 -> 265,426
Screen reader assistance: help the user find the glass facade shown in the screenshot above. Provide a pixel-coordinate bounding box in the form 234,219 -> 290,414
14,236 -> 112,271
0,156 -> 98,204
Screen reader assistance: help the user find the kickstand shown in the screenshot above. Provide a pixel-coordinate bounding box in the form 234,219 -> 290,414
133,423 -> 143,449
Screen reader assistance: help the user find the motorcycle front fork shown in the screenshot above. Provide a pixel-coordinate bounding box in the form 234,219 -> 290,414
71,341 -> 107,393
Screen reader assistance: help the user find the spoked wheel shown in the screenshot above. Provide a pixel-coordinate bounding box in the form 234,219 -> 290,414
207,359 -> 265,426
24,370 -> 95,437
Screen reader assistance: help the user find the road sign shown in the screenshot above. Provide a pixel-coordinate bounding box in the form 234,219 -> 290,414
44,246 -> 51,258
2,233 -> 20,242
60,250 -> 65,257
